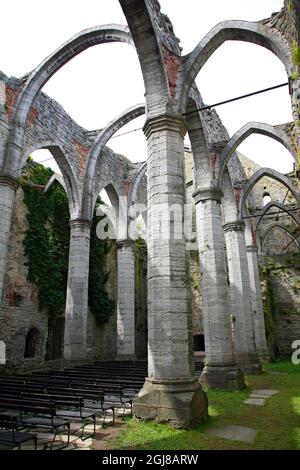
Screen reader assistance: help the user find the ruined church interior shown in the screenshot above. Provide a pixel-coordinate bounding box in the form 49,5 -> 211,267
0,0 -> 299,453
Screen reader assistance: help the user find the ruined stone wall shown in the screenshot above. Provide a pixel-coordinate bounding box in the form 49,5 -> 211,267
0,187 -> 48,372
86,243 -> 118,362
0,186 -> 119,371
260,254 -> 300,356
135,243 -> 147,359
272,265 -> 300,356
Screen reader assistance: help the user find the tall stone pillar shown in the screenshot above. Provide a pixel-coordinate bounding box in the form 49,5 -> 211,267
0,175 -> 18,299
64,219 -> 92,361
194,188 -> 244,390
224,221 -> 261,374
116,239 -> 135,360
247,245 -> 269,361
133,115 -> 208,428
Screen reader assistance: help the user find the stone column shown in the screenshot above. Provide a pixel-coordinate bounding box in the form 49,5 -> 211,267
116,239 -> 136,360
224,221 -> 261,374
0,175 -> 18,299
193,188 -> 244,390
63,219 -> 92,361
247,245 -> 269,361
133,114 -> 208,428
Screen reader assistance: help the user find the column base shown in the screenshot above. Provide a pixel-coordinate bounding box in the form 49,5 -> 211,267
236,352 -> 262,375
200,363 -> 245,390
257,349 -> 270,363
133,377 -> 208,429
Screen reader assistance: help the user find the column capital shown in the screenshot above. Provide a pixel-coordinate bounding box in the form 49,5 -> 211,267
223,221 -> 245,233
116,239 -> 135,250
193,187 -> 223,204
69,218 -> 92,230
246,244 -> 258,253
143,114 -> 186,139
0,174 -> 19,191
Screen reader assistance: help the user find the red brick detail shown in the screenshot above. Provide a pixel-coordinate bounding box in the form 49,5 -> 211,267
124,180 -> 131,197
27,107 -> 39,127
210,153 -> 218,180
251,218 -> 257,245
161,45 -> 182,98
6,284 -> 15,307
5,85 -> 19,125
73,140 -> 91,175
233,187 -> 242,206
32,184 -> 45,192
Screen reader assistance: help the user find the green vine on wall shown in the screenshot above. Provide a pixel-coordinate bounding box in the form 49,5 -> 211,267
88,208 -> 114,326
21,158 -> 114,326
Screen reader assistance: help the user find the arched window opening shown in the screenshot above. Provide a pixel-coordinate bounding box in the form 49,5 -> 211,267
28,149 -> 61,175
263,192 -> 272,206
24,328 -> 40,358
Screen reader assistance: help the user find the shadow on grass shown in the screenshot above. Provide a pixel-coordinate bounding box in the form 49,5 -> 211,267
110,361 -> 300,450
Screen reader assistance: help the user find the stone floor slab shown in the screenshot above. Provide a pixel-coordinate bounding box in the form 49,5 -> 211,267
252,389 -> 279,397
208,425 -> 256,444
250,394 -> 272,399
269,371 -> 287,376
243,398 -> 266,406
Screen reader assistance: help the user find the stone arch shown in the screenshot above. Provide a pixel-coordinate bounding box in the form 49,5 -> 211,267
24,327 -> 40,358
44,174 -> 67,194
185,96 -> 212,188
96,182 -> 121,241
218,122 -> 296,185
128,162 -> 148,240
128,161 -> 147,207
239,168 -> 300,219
3,25 -> 133,175
119,0 -> 170,114
180,20 -> 291,110
22,142 -> 80,218
222,169 -> 239,223
256,201 -> 300,230
82,104 -> 145,219
261,223 -> 300,252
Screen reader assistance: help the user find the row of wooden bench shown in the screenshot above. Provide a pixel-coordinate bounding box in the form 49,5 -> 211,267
0,360 -> 204,449
0,362 -> 143,449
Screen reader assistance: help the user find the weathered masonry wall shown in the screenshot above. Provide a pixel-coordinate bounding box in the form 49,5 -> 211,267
0,186 -> 48,372
0,185 -> 149,371
0,186 -> 120,372
260,254 -> 300,357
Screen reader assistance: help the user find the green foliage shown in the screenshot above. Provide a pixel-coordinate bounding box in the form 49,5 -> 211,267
88,210 -> 114,326
22,159 -> 113,326
290,71 -> 300,81
292,41 -> 300,67
22,161 -> 69,325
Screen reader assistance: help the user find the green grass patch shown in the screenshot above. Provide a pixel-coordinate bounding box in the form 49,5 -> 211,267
111,361 -> 300,450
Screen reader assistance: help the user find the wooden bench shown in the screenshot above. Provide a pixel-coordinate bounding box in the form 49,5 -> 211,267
0,414 -> 37,450
0,398 -> 71,450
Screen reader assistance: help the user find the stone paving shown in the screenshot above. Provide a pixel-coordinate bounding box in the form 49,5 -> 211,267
209,388 -> 280,446
243,398 -> 266,406
243,389 -> 279,407
208,425 -> 257,444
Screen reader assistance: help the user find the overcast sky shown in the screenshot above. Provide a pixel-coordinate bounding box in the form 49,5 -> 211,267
0,0 -> 294,176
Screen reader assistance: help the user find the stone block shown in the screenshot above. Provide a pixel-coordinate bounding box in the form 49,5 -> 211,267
133,378 -> 208,428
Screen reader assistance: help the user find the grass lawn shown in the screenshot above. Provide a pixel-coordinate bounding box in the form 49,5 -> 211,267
110,361 -> 300,450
